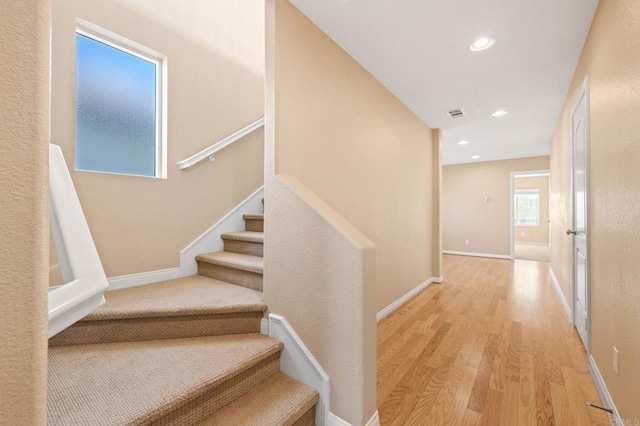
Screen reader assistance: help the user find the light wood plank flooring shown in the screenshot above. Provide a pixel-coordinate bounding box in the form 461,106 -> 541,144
377,254 -> 611,425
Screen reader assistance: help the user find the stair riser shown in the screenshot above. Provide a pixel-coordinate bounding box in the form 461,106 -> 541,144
156,353 -> 281,425
292,406 -> 316,426
244,219 -> 264,232
223,239 -> 263,257
198,263 -> 263,292
48,313 -> 263,347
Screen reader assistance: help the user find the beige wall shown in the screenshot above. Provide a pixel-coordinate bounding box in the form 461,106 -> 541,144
0,0 -> 49,423
443,156 -> 550,256
272,2 -> 437,313
514,175 -> 550,244
51,0 -> 265,278
550,0 -> 640,418
265,176 -> 376,425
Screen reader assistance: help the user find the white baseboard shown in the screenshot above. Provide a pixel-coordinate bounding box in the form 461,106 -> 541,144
588,354 -> 622,425
327,411 -> 379,426
180,186 -> 264,277
515,241 -> 550,246
549,268 -> 572,324
327,412 -> 351,426
443,250 -> 511,260
377,277 -> 440,322
268,314 -> 329,426
107,267 -> 181,291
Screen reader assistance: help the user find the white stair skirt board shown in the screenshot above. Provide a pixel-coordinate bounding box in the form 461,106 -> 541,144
377,277 -> 442,322
268,314 -> 329,426
442,250 -> 511,260
260,318 -> 269,336
180,186 -> 264,277
549,268 -> 573,324
588,355 -> 622,425
107,267 -> 181,291
328,411 -> 380,426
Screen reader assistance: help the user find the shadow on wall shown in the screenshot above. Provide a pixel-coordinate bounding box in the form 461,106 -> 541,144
51,0 -> 265,278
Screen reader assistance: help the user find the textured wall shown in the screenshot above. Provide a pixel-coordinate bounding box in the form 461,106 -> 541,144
264,176 -> 376,425
514,175 -> 550,244
0,0 -> 49,423
549,0 -> 640,418
51,0 -> 264,278
272,0 -> 436,313
443,156 -> 550,255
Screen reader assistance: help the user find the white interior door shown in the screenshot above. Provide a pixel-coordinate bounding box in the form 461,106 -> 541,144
570,78 -> 590,351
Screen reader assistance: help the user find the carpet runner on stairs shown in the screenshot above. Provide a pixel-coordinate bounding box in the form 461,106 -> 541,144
47,211 -> 319,425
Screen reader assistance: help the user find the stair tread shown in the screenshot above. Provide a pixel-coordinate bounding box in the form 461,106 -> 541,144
196,251 -> 264,274
221,231 -> 264,243
48,334 -> 283,426
243,213 -> 264,220
198,372 -> 319,426
83,275 -> 265,321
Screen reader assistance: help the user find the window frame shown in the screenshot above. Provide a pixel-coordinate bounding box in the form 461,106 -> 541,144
514,188 -> 540,227
74,18 -> 168,178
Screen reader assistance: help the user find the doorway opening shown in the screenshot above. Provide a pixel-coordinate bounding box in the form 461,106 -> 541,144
510,170 -> 550,262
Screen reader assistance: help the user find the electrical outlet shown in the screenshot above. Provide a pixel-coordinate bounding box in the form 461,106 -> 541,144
613,347 -> 619,375
464,240 -> 469,246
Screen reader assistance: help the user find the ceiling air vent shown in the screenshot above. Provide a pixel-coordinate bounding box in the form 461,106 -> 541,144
448,109 -> 465,119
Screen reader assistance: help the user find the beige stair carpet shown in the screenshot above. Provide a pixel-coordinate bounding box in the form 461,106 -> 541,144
49,276 -> 266,346
199,372 -> 318,426
48,334 -> 283,425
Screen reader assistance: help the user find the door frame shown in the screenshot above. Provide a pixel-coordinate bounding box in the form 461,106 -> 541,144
570,76 -> 591,352
509,169 -> 551,260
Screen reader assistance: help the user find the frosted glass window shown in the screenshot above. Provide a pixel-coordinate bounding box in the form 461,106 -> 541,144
514,190 -> 540,226
75,31 -> 160,177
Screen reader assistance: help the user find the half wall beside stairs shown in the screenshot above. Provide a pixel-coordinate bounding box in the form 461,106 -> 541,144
264,175 -> 378,425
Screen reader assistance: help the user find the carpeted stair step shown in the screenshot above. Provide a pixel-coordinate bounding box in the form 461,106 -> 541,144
48,334 -> 284,426
198,372 -> 318,426
49,276 -> 266,347
196,252 -> 263,292
221,231 -> 264,257
243,213 -> 264,232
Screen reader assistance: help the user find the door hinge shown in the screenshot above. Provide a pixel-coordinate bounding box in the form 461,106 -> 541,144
585,319 -> 588,330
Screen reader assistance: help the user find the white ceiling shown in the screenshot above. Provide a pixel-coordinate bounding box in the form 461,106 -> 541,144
290,0 -> 598,165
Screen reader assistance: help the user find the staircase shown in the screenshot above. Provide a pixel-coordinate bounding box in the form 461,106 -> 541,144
47,210 -> 319,425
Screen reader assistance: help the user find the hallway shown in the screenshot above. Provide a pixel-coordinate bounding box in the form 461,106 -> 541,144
377,255 -> 610,425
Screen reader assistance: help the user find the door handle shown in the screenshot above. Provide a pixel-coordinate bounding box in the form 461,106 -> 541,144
566,229 -> 577,235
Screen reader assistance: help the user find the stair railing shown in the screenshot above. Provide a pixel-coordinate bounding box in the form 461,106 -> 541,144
176,117 -> 265,170
48,144 -> 109,337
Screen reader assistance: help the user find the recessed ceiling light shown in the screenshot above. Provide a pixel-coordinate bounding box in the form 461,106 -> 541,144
458,140 -> 469,145
492,109 -> 508,117
472,155 -> 480,159
470,36 -> 496,52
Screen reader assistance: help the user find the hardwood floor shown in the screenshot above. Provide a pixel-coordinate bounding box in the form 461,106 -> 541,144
377,255 -> 611,425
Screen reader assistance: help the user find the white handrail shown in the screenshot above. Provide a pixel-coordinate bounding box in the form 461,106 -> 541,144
177,117 -> 265,170
48,144 -> 109,337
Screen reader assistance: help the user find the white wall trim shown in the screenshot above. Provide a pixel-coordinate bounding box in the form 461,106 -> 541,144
549,268 -> 572,324
107,267 -> 181,291
260,318 -> 269,335
588,354 -> 622,425
180,186 -> 264,276
327,412 -> 351,426
365,411 -> 380,426
268,314 -> 330,426
327,411 -> 380,426
377,277 -> 440,322
442,250 -> 511,260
